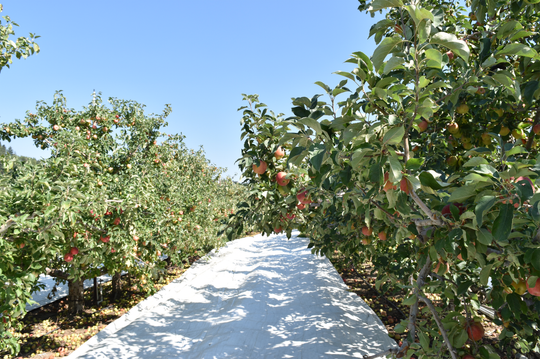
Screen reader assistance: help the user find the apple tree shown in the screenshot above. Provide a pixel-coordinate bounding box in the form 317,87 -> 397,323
227,0 -> 540,357
0,91 -> 244,355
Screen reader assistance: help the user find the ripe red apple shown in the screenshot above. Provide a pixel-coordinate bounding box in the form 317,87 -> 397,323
296,203 -> 306,210
274,226 -> 282,233
418,120 -> 428,132
527,277 -> 540,296
113,218 -> 121,225
533,124 -> 540,135
53,125 -> 60,131
276,172 -> 290,186
100,236 -> 110,243
133,235 -> 139,241
64,253 -> 74,262
274,146 -> 285,159
19,243 -> 25,249
362,226 -> 373,236
286,213 -> 296,220
400,177 -> 411,195
446,51 -> 455,60
466,321 -> 484,341
296,190 -> 311,204
378,231 -> 387,241
69,247 -> 79,255
252,160 -> 267,175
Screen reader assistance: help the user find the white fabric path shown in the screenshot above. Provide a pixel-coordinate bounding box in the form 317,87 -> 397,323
69,232 -> 397,358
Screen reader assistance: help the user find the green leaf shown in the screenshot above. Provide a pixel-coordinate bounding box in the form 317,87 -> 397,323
418,331 -> 429,351
530,248 -> 540,272
506,293 -> 522,318
402,294 -> 418,306
310,145 -> 326,171
383,56 -> 405,74
454,328 -> 469,349
383,125 -> 405,145
369,162 -> 382,183
425,48 -> 442,69
430,32 -> 469,61
448,185 -> 476,203
523,81 -> 539,104
476,228 -> 493,245
475,196 -> 496,227
368,0 -> 404,12
492,204 -> 513,244
506,146 -> 527,156
463,157 -> 489,167
497,43 -> 540,59
388,156 -> 402,181
333,71 -> 356,81
492,73 -> 514,89
480,264 -> 493,286
405,5 -> 434,27
406,158 -> 425,171
419,171 -> 444,190
297,117 -> 322,135
372,37 -> 403,72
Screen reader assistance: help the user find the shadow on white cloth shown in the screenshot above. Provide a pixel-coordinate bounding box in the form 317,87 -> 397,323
68,232 -> 397,358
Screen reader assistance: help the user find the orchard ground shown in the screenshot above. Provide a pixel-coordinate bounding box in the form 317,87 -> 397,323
1,232 -> 532,359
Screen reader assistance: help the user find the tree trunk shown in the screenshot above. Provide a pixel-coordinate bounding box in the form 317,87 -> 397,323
67,278 -> 85,314
110,271 -> 123,301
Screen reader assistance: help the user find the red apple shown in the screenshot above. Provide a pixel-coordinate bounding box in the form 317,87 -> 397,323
527,277 -> 540,296
100,236 -> 110,243
418,120 -> 428,132
466,321 -> 484,341
252,160 -> 267,175
69,247 -> 79,255
296,203 -> 306,210
446,51 -> 455,60
533,124 -> 540,135
276,172 -> 289,186
378,231 -> 387,241
462,355 -> 475,359
296,190 -> 311,204
53,125 -> 60,131
274,146 -> 285,159
274,226 -> 282,234
362,226 -> 373,236
64,253 -> 74,262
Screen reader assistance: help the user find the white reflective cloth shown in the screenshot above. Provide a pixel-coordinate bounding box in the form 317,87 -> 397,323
69,232 -> 397,358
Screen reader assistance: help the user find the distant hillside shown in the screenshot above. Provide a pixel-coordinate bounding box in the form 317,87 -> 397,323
0,143 -> 39,165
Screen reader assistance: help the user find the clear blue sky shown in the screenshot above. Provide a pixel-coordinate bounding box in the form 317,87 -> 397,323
0,1 -> 380,179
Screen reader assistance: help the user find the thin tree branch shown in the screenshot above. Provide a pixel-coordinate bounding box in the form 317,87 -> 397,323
418,294 -> 458,359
